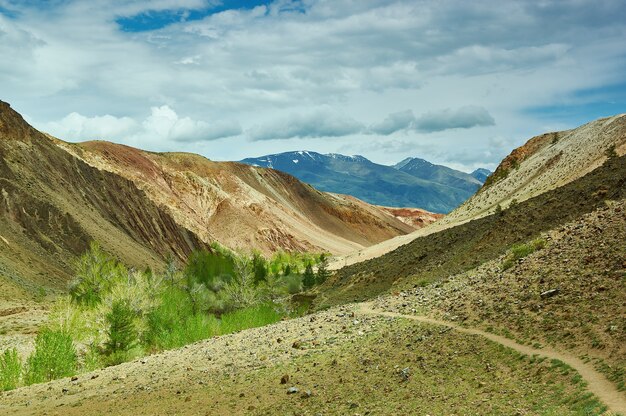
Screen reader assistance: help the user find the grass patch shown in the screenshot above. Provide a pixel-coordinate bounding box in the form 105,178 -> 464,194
219,303 -> 283,335
502,237 -> 547,270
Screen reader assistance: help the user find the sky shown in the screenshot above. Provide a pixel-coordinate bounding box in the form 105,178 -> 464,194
1,0 -> 625,172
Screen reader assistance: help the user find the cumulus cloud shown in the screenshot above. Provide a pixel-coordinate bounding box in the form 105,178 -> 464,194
143,105 -> 242,142
41,113 -> 139,141
248,108 -> 364,141
2,0 -> 626,167
41,105 -> 241,144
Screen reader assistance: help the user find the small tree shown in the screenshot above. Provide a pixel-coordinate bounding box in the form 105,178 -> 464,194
252,252 -> 268,285
283,263 -> 292,277
302,263 -> 315,290
104,300 -> 137,363
70,242 -> 125,306
316,254 -> 331,285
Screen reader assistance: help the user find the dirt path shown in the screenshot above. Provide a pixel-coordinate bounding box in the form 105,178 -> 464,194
357,303 -> 626,415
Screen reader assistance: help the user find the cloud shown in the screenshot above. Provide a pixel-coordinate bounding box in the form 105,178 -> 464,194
143,105 -> 242,142
41,105 -> 241,144
41,113 -> 139,141
369,106 -> 495,135
369,110 -> 416,135
415,106 -> 495,132
248,108 -> 364,140
2,0 -> 626,169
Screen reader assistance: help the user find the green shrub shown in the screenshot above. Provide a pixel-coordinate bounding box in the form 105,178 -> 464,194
24,329 -> 77,385
302,263 -> 316,290
284,274 -> 303,294
0,348 -> 22,391
144,287 -> 220,351
219,304 -> 282,335
186,249 -> 235,288
69,242 -> 126,306
104,300 -> 138,364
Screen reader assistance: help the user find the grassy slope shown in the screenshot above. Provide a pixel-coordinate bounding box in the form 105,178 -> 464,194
374,198 -> 626,392
0,316 -> 607,416
319,155 -> 626,308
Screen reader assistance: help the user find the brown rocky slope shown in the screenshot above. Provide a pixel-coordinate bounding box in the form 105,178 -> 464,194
0,100 -> 414,300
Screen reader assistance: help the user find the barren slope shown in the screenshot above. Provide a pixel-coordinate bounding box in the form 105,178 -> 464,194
0,101 -> 209,300
331,114 -> 626,269
53,141 -> 414,256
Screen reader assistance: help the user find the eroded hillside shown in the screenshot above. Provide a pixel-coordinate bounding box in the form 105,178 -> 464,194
54,140 -> 415,256
0,100 -> 416,300
0,101 -> 209,299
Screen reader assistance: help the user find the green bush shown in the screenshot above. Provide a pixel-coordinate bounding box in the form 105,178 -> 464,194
104,300 -> 138,364
284,274 -> 303,294
186,249 -> 235,288
0,348 -> 22,391
69,242 -> 126,306
144,287 -> 220,351
24,329 -> 77,385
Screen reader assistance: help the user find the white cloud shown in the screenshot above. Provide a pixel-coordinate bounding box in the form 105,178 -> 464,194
41,113 -> 139,141
1,0 -> 625,170
41,105 -> 241,144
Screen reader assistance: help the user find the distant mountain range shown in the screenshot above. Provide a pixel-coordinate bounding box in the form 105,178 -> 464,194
240,151 -> 491,213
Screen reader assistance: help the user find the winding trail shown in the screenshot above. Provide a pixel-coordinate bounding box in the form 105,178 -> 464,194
357,303 -> 626,415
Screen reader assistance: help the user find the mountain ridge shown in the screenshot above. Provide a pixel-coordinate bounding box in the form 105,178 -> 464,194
241,151 -> 486,213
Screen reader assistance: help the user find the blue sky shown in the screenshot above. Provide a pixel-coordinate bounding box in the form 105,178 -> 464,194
1,0 -> 625,171
116,1 -> 275,32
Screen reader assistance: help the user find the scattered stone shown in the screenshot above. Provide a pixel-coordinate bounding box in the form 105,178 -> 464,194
292,340 -> 302,349
287,386 -> 299,394
280,374 -> 290,384
540,289 -> 559,298
70,376 -> 78,382
301,390 -> 313,398
399,367 -> 410,382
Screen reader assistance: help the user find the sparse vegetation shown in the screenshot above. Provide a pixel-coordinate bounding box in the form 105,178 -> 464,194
502,238 -> 547,270
0,243 -> 328,391
0,348 -> 21,391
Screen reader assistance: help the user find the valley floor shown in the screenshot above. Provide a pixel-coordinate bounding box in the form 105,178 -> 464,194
0,298 -> 623,415
1,200 -> 624,415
